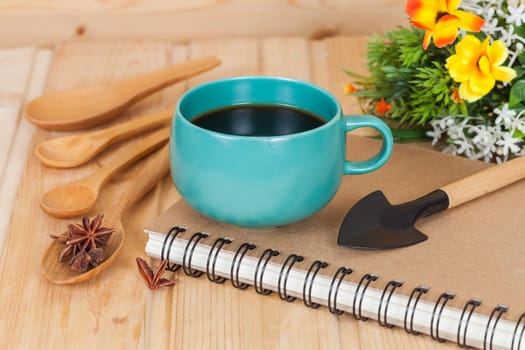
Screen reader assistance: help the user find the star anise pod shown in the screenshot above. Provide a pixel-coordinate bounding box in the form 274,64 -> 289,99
67,214 -> 114,253
50,214 -> 115,271
136,257 -> 177,290
70,248 -> 104,273
50,232 -> 80,262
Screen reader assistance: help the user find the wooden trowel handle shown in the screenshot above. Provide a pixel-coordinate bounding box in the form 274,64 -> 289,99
123,56 -> 221,101
440,156 -> 525,209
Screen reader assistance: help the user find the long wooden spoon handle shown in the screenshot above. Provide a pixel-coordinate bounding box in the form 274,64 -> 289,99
113,143 -> 170,215
84,127 -> 170,188
93,108 -> 172,143
40,144 -> 170,285
440,156 -> 525,209
122,56 -> 221,101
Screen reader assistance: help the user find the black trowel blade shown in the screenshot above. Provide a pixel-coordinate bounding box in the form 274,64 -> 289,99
337,190 -> 430,250
338,226 -> 428,250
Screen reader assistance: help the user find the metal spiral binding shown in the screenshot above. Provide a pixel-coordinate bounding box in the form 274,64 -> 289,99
404,285 -> 430,335
206,237 -> 233,284
457,298 -> 482,348
378,279 -> 404,328
230,243 -> 256,290
254,248 -> 280,295
302,260 -> 328,309
277,254 -> 304,302
181,232 -> 209,277
512,313 -> 525,350
483,304 -> 508,350
352,273 -> 378,321
327,267 -> 353,315
430,291 -> 456,342
161,226 -> 186,272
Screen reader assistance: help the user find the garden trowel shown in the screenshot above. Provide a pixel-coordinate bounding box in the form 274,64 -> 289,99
338,155 -> 525,249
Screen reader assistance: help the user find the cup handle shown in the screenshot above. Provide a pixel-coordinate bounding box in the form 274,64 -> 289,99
342,115 -> 394,175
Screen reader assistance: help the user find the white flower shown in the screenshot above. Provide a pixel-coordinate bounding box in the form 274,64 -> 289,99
496,133 -> 522,157
459,0 -> 482,14
506,3 -> 525,26
445,116 -> 456,127
509,110 -> 525,133
469,124 -> 500,159
447,124 -> 466,140
443,144 -> 459,156
482,18 -> 500,36
485,6 -> 496,19
494,103 -> 517,127
430,116 -> 453,130
426,128 -> 442,146
499,26 -> 516,46
428,112 -> 525,162
453,138 -> 475,157
469,125 -> 491,145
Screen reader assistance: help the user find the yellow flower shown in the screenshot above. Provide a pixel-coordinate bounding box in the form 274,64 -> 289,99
343,82 -> 358,95
406,0 -> 484,49
446,35 -> 517,102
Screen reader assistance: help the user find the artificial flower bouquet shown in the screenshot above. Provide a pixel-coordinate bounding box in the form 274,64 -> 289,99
346,0 -> 525,162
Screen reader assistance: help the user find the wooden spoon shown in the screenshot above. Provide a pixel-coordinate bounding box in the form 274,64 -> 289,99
40,126 -> 169,218
25,56 -> 220,130
41,143 -> 170,284
35,109 -> 172,168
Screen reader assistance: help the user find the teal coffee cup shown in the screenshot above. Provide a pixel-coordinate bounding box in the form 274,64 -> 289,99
171,76 -> 393,228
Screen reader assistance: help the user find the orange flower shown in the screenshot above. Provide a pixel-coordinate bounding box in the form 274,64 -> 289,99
344,82 -> 358,95
451,87 -> 464,103
406,0 -> 484,49
375,98 -> 392,116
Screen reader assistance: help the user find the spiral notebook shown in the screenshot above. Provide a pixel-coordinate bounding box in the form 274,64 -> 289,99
144,136 -> 525,350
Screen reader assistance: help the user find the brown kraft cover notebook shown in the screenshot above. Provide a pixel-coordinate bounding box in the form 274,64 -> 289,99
145,135 -> 525,350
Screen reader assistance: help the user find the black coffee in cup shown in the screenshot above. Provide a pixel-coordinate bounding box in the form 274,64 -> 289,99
191,104 -> 325,136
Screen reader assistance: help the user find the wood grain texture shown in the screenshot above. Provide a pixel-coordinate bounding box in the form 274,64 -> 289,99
310,35 -> 380,138
310,36 -> 370,116
0,0 -> 406,47
441,154 -> 525,209
0,48 -> 51,255
0,40 -> 182,349
0,37 -> 458,350
0,47 -> 35,183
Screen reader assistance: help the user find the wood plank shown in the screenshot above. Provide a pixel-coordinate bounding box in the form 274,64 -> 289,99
311,35 -> 378,137
188,38 -> 261,83
260,37 -> 311,81
0,48 -> 45,252
310,35 -> 370,116
0,40 -> 187,349
0,47 -> 35,183
0,0 -> 406,47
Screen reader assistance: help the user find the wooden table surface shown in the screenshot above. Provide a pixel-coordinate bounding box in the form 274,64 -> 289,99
0,36 -> 457,349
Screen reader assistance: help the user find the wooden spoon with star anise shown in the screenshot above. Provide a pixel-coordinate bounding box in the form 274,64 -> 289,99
41,142 -> 170,284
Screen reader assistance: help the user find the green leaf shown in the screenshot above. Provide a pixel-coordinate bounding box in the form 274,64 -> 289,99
515,67 -> 525,80
340,68 -> 370,80
519,51 -> 525,66
513,129 -> 525,139
370,127 -> 430,143
391,127 -> 430,142
515,23 -> 525,39
509,80 -> 525,107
